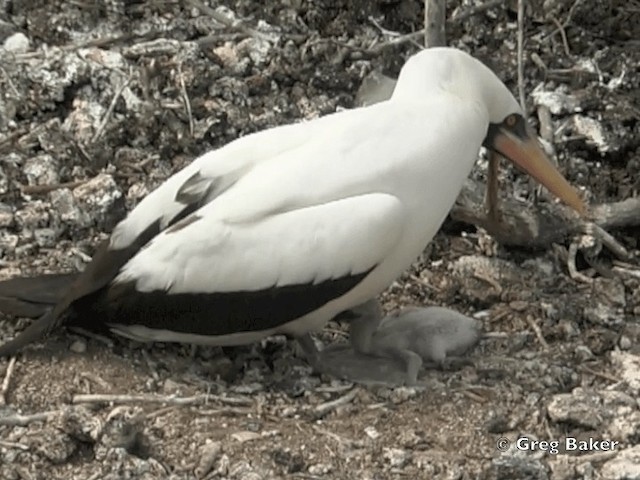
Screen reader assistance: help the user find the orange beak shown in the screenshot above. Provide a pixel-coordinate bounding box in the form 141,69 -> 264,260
490,124 -> 586,216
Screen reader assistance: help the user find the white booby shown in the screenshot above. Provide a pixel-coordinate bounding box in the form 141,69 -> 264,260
0,47 -> 585,359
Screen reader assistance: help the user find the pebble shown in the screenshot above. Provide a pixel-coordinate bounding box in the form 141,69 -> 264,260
2,32 -> 30,53
574,345 -> 595,361
69,339 -> 87,353
619,335 -> 632,350
364,426 -> 380,440
230,431 -> 261,443
547,388 -> 604,429
383,447 -> 410,468
308,463 -> 333,475
601,444 -> 640,480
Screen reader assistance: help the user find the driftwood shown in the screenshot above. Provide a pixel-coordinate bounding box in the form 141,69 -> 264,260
424,0 -> 447,47
453,180 -> 640,249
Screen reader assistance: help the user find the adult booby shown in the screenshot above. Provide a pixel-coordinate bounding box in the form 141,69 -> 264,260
0,48 -> 585,358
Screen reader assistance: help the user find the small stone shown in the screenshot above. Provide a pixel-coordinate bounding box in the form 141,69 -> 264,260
2,32 -> 30,53
23,154 -> 59,186
608,412 -> 640,442
308,463 -> 332,475
574,345 -> 595,361
388,386 -> 419,404
0,233 -> 18,254
0,203 -> 14,227
57,406 -> 104,443
547,388 -> 604,429
364,426 -> 380,440
383,447 -> 410,468
34,430 -> 77,464
485,456 -> 549,480
194,440 -> 222,479
509,301 -> 529,312
611,351 -> 640,395
162,378 -> 182,394
34,228 -> 58,248
601,444 -> 640,480
69,339 -> 87,353
619,335 -> 632,350
231,431 -> 261,443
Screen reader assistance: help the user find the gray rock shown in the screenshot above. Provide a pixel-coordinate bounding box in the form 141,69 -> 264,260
2,32 -> 30,53
601,445 -> 640,480
547,388 -> 604,429
611,351 -> 640,395
23,154 -> 59,186
484,456 -> 549,480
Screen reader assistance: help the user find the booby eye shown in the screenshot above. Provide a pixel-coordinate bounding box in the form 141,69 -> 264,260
504,114 -> 518,127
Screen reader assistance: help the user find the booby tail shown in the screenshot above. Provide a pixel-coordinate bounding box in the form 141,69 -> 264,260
0,273 -> 78,318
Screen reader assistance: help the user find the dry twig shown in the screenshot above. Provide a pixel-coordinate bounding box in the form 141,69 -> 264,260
567,239 -> 594,284
486,151 -> 502,222
313,388 -> 359,418
72,393 -> 253,406
525,316 -> 550,350
91,77 -> 131,144
424,0 -> 446,47
0,356 -> 17,406
21,179 -> 89,195
453,181 -> 640,250
0,440 -> 30,450
177,63 -> 194,138
516,0 -> 527,117
0,411 -> 57,427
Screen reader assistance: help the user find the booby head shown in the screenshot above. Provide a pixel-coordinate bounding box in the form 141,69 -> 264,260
393,48 -> 585,215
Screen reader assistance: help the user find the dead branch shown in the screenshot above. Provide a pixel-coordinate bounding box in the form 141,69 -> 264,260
0,356 -> 17,406
313,388 -> 359,418
0,411 -> 57,427
452,180 -> 640,249
0,440 -> 30,450
91,77 -> 131,144
72,393 -> 253,406
516,0 -> 527,117
21,179 -> 89,195
486,152 -> 502,223
424,0 -> 446,47
525,315 -> 550,350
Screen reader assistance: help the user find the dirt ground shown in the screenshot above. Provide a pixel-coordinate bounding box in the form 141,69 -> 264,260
0,0 -> 639,479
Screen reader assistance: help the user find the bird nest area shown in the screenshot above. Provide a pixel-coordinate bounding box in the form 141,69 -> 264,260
0,0 -> 639,479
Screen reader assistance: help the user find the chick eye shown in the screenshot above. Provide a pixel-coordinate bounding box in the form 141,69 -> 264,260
504,114 -> 518,127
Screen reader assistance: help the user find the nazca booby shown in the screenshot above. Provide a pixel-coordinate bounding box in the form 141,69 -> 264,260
0,47 -> 585,359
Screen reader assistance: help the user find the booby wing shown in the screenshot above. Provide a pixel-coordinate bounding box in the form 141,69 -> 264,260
88,192 -> 405,343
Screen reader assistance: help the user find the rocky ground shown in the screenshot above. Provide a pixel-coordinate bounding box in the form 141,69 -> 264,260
0,0 -> 639,479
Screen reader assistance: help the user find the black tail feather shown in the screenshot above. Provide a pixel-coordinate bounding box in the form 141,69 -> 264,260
0,273 -> 78,357
0,273 -> 77,318
0,311 -> 56,357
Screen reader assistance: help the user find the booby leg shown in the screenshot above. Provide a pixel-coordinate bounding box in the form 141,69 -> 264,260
345,299 -> 384,354
296,333 -> 321,369
315,299 -> 418,386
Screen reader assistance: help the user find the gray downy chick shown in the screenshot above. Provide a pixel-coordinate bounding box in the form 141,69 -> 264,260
319,305 -> 481,386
